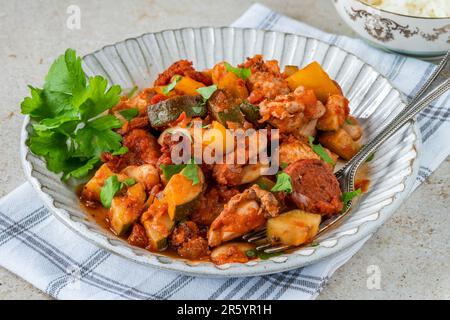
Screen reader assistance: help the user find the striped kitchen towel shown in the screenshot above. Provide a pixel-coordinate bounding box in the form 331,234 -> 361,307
0,3 -> 448,300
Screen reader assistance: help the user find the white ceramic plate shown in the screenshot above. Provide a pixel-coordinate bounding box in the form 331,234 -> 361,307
21,27 -> 420,277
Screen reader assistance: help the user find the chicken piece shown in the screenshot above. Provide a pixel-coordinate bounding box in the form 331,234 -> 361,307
316,95 -> 349,131
123,129 -> 161,166
212,164 -> 243,186
240,55 -> 290,105
104,129 -> 161,173
169,221 -> 209,260
342,116 -> 363,141
108,182 -> 147,236
81,164 -> 127,204
127,223 -> 149,248
259,86 -> 326,140
154,60 -> 212,86
279,135 -> 338,167
102,129 -> 161,172
191,188 -> 223,226
208,185 -> 279,247
121,164 -> 160,191
191,187 -> 240,226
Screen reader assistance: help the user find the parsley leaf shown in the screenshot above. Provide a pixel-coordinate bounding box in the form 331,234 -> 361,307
162,75 -> 182,95
366,152 -> 375,162
258,251 -> 283,260
119,108 -> 139,121
112,146 -> 129,156
345,118 -> 354,125
271,172 -> 293,193
245,250 -> 257,258
308,136 -> 335,165
76,76 -> 121,121
100,175 -> 122,208
197,85 -> 217,102
122,178 -> 136,187
342,188 -> 362,208
280,162 -> 289,170
100,175 -> 136,208
20,49 -> 123,180
182,161 -> 200,185
160,164 -> 186,182
245,249 -> 283,260
192,104 -> 205,115
224,62 -> 251,80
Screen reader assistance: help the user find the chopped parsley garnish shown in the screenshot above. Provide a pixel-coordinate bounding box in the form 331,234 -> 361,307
342,188 -> 362,209
192,104 -> 205,115
119,108 -> 139,121
280,162 -> 289,170
182,160 -> 200,185
160,164 -> 186,182
271,172 -> 293,193
246,249 -> 283,260
197,85 -> 217,102
245,250 -> 257,258
162,75 -> 182,95
345,118 -> 354,125
160,160 -> 200,185
224,62 -> 251,80
366,152 -> 375,162
308,136 -> 335,165
21,48 -> 123,180
100,175 -> 136,208
111,146 -> 129,156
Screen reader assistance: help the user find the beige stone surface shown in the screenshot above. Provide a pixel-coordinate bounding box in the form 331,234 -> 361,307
0,0 -> 448,300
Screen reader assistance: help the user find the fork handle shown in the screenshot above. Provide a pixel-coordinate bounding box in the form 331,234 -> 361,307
337,52 -> 450,183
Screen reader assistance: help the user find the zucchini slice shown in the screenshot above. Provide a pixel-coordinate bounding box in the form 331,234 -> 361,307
108,183 -> 147,236
239,101 -> 261,124
148,95 -> 205,128
163,166 -> 205,221
267,210 -> 321,246
207,89 -> 244,127
141,199 -> 175,251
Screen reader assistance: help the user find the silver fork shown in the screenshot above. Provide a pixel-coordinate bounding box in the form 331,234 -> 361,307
244,51 -> 450,254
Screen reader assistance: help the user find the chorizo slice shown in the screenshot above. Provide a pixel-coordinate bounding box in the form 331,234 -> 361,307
284,159 -> 343,216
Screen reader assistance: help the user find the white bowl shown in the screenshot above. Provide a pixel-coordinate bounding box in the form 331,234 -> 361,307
21,27 -> 420,277
333,0 -> 450,58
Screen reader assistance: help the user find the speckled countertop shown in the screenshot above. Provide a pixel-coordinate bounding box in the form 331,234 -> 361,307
0,0 -> 448,300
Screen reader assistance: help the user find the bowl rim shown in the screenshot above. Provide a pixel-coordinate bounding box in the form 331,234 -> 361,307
20,26 -> 422,277
354,0 -> 450,20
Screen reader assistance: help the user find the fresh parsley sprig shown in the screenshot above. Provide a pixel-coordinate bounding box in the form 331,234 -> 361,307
21,49 -> 124,180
